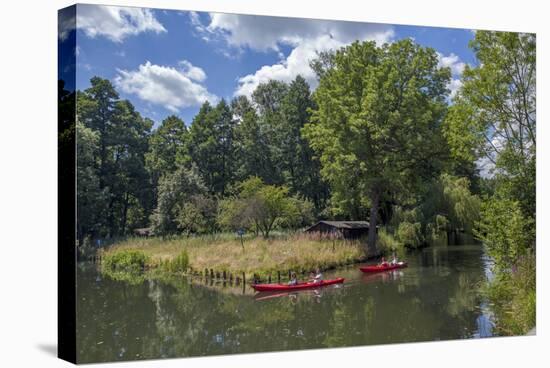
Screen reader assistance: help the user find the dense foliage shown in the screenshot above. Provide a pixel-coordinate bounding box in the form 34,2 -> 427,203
303,39 -> 451,253
444,31 -> 536,334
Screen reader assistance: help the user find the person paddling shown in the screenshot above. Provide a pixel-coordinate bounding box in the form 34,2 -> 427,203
288,272 -> 298,286
390,252 -> 398,265
310,267 -> 323,283
379,257 -> 389,267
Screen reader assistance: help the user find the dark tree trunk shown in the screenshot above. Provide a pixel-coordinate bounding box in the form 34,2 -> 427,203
367,190 -> 380,256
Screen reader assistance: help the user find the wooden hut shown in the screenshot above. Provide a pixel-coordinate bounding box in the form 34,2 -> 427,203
304,221 -> 372,239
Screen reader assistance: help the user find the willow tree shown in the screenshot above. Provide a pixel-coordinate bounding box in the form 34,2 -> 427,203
303,39 -> 450,255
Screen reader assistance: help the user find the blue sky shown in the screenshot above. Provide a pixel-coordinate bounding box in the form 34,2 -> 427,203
60,4 -> 477,128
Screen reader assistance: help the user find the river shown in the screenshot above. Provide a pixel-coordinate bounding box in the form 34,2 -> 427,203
76,245 -> 494,363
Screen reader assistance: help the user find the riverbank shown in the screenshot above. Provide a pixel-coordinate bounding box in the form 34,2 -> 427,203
99,233 -> 371,281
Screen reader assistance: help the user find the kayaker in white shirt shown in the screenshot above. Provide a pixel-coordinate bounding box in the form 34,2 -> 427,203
310,268 -> 323,283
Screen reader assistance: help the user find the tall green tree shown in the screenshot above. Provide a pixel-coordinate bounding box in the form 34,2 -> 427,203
444,31 -> 536,218
279,76 -> 329,212
77,77 -> 152,237
303,39 -> 451,254
186,100 -> 237,195
232,95 -> 275,183
146,115 -> 188,180
251,80 -> 289,184
77,77 -> 119,189
150,166 -> 207,235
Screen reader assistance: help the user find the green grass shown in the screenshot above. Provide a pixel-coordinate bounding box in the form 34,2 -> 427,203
484,252 -> 536,335
101,232 -> 368,280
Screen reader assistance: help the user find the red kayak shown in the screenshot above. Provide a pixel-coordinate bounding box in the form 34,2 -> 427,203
360,262 -> 408,273
251,278 -> 345,292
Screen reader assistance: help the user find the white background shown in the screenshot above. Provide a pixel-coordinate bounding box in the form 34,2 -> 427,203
0,0 -> 547,366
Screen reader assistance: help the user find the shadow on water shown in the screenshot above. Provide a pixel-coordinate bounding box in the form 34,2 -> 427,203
76,245 -> 494,363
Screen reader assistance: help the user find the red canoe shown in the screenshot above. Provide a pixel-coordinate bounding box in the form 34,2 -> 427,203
251,278 -> 345,292
360,262 -> 408,273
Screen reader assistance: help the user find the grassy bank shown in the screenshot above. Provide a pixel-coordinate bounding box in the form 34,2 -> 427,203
484,252 -> 536,335
100,232 -> 368,281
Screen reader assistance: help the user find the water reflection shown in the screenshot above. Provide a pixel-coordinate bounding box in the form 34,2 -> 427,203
76,245 -> 494,363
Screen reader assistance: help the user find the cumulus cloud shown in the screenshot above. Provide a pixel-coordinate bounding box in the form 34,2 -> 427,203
447,78 -> 463,98
437,52 -> 467,99
207,13 -> 394,52
235,35 -> 343,97
178,60 -> 207,82
76,4 -> 166,43
198,13 -> 394,97
437,52 -> 466,76
114,61 -> 217,112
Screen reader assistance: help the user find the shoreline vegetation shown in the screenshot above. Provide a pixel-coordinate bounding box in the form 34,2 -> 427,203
100,233 -> 373,283
69,31 -> 536,336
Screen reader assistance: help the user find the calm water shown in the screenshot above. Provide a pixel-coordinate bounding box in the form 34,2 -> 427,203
76,245 -> 494,363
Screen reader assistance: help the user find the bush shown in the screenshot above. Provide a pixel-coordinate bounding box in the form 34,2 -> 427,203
377,228 -> 402,252
475,198 -> 535,269
103,250 -> 149,273
396,221 -> 424,248
485,252 -> 536,335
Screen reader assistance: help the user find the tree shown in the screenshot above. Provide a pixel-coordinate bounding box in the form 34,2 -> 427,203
186,100 -> 237,195
150,166 -> 207,235
146,115 -> 188,181
232,96 -> 275,183
77,77 -> 119,189
107,99 -> 153,235
76,120 -> 106,240
444,31 -> 536,218
251,80 -> 289,184
475,198 -> 535,269
77,77 -> 153,237
176,195 -> 218,236
218,177 -> 305,238
279,76 -> 329,212
303,39 -> 451,255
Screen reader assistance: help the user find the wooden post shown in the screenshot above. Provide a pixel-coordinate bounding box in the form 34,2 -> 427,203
205,268 -> 209,278
243,272 -> 246,285
288,270 -> 291,279
223,270 -> 227,280
216,271 -> 220,279
210,269 -> 214,278
278,271 -> 281,283
236,276 -> 240,285
268,274 -> 271,283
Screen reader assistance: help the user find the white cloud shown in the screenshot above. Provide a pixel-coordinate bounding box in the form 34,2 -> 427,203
76,4 -> 166,43
114,61 -> 217,112
207,13 -> 394,52
437,52 -> 467,99
437,52 -> 466,76
178,60 -> 207,82
448,78 -> 463,99
235,35 -> 343,97
204,13 -> 394,97
58,8 -> 76,41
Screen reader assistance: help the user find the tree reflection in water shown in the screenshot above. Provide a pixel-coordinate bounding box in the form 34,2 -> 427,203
77,245 -> 493,363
